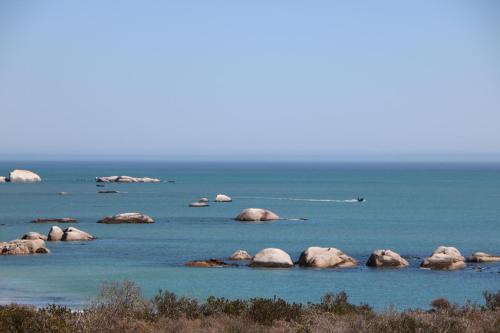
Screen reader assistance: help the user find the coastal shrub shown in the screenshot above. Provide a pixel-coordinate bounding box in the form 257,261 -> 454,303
315,292 -> 372,315
152,289 -> 200,319
484,291 -> 500,311
200,296 -> 247,317
430,297 -> 452,311
248,297 -> 303,325
0,304 -> 70,333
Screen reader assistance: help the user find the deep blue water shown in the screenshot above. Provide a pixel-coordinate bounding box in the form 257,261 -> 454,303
0,161 -> 499,310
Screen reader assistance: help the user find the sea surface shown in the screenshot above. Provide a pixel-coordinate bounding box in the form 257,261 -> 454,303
0,161 -> 499,310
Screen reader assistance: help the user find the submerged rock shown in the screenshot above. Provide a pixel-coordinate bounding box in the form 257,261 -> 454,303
466,252 -> 500,263
58,192 -> 70,196
189,202 -> 209,207
98,190 -> 120,194
298,247 -> 357,268
21,232 -> 48,241
0,239 -> 49,255
185,259 -> 237,268
235,208 -> 280,222
97,212 -> 155,224
420,246 -> 465,270
229,250 -> 253,260
31,218 -> 77,223
7,170 -> 41,183
366,249 -> 409,268
215,194 -> 232,202
198,197 -> 209,203
250,248 -> 293,268
96,176 -> 160,183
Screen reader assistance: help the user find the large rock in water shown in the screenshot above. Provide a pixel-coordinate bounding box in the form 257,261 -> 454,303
215,194 -> 232,202
466,252 -> 500,263
235,208 -> 280,222
96,176 -> 160,183
1,239 -> 49,255
97,212 -> 155,224
48,226 -> 64,241
31,217 -> 77,223
22,232 -> 48,241
229,250 -> 253,260
62,227 -> 94,241
0,176 -> 6,183
185,259 -> 237,268
7,170 -> 41,183
366,249 -> 409,268
298,247 -> 357,268
420,246 -> 465,270
249,248 -> 293,268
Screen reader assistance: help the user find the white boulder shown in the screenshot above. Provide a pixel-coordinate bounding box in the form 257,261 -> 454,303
250,248 -> 293,268
229,250 -> 253,260
235,208 -> 280,222
7,170 -> 41,183
420,246 -> 465,270
366,249 -> 409,268
215,194 -> 232,202
298,247 -> 357,268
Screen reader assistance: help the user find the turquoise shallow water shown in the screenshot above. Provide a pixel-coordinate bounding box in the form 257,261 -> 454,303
0,161 -> 499,310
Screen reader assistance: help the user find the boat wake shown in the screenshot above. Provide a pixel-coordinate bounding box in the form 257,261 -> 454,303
234,196 -> 360,203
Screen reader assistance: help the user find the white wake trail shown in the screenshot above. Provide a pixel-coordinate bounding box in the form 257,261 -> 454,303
234,196 -> 360,203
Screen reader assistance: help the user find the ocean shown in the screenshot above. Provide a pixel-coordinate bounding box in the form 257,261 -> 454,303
0,161 -> 499,310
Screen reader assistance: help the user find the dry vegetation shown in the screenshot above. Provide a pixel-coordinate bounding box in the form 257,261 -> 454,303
0,280 -> 499,333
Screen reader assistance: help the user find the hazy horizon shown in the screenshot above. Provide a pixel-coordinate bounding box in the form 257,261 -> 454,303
1,1 -> 499,161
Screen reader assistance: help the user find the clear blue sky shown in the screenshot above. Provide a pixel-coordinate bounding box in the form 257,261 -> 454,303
1,1 -> 499,161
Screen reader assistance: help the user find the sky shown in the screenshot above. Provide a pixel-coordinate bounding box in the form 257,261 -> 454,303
1,1 -> 499,161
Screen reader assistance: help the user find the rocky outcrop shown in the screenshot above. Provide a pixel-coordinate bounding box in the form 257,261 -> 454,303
466,252 -> 500,263
31,218 -> 77,223
229,250 -> 252,260
185,259 -> 237,268
62,227 -> 94,241
249,248 -> 293,268
1,239 -> 49,255
366,249 -> 409,268
215,194 -> 232,202
420,246 -> 465,270
47,226 -> 94,241
96,176 -> 160,183
21,232 -> 48,241
97,212 -> 155,224
0,177 -> 6,183
6,170 -> 41,183
298,247 -> 357,268
48,226 -> 64,241
235,208 -> 280,222
189,202 -> 209,207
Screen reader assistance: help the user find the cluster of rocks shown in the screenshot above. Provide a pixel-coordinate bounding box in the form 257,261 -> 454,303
0,170 -> 41,183
186,246 -> 500,270
1,226 -> 95,255
1,239 -> 49,255
95,176 -> 160,183
188,194 -> 232,207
